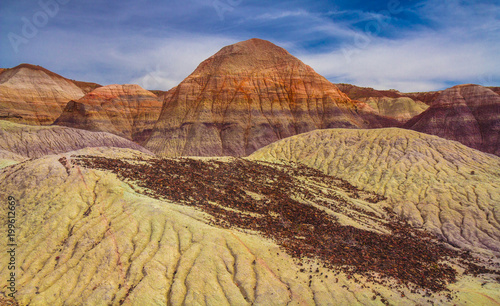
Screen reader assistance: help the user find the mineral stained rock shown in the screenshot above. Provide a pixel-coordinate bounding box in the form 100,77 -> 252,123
361,97 -> 429,123
54,84 -> 163,144
405,84 -> 500,156
0,64 -> 87,125
145,38 -> 390,157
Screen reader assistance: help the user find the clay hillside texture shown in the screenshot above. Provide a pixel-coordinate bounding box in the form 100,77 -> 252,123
0,64 -> 87,125
145,38 -> 396,157
249,128 -> 500,255
53,84 -> 163,144
405,84 -> 500,156
1,39 -> 499,305
0,120 -> 152,159
1,138 -> 499,305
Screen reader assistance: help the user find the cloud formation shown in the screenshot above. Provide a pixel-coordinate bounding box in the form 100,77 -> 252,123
0,0 -> 498,92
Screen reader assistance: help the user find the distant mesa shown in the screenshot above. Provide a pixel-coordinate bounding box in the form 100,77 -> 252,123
405,84 -> 500,156
53,84 -> 163,144
335,83 -> 441,105
145,38 -> 395,157
71,80 -> 102,94
0,63 -> 101,125
335,83 -> 440,123
489,86 -> 500,95
361,97 -> 428,123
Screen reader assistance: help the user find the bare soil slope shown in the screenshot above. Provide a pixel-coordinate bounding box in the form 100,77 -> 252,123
54,84 -> 163,144
249,128 -> 500,255
0,64 -> 86,125
0,147 -> 498,305
0,121 -> 151,159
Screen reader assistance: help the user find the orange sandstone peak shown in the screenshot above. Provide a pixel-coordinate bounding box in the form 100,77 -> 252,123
53,84 -> 163,144
0,64 -> 86,125
145,38 -> 390,157
193,38 -> 295,73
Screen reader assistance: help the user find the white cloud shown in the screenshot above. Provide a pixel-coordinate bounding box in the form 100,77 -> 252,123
16,29 -> 236,89
4,0 -> 498,93
252,10 -> 310,21
299,33 -> 499,91
124,36 -> 237,90
297,0 -> 500,91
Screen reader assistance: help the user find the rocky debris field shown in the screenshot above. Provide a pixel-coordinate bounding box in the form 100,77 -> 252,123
249,128 -> 500,255
73,155 -> 498,294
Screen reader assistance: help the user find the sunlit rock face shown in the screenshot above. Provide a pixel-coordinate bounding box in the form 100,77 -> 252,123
361,97 -> 429,123
54,84 -> 163,144
335,83 -> 441,106
0,64 -> 86,125
145,38 -> 389,157
405,84 -> 500,156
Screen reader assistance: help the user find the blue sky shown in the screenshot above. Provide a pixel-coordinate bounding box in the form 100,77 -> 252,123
1,0 -> 499,92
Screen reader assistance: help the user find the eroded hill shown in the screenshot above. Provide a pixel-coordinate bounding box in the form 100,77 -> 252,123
405,84 -> 500,156
335,83 -> 436,123
0,146 -> 498,305
249,128 -> 500,256
53,84 -> 163,144
0,121 -> 151,159
145,38 -> 394,157
0,64 -> 87,125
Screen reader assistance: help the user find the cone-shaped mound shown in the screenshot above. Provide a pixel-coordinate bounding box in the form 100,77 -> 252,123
145,38 -> 388,157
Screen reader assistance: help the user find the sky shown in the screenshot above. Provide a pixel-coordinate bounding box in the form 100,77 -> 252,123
1,0 -> 499,92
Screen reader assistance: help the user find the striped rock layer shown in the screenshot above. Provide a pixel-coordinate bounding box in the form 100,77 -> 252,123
145,38 -> 392,157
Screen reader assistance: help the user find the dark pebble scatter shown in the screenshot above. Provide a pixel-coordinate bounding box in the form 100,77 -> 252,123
74,156 -> 498,293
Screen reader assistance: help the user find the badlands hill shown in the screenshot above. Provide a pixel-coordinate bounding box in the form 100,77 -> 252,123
0,64 -> 91,125
53,84 -> 163,144
335,83 -> 435,123
489,87 -> 500,95
0,120 -> 151,159
71,80 -> 102,94
249,128 -> 500,255
405,84 -> 500,156
145,38 -> 395,157
335,83 -> 441,105
0,141 -> 499,305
